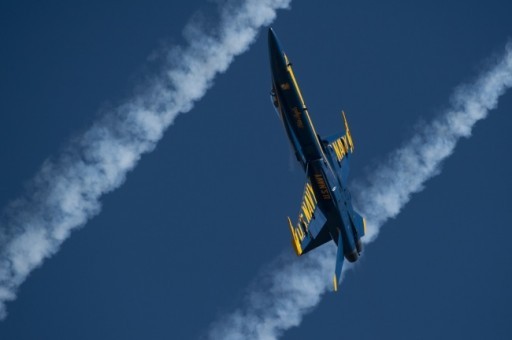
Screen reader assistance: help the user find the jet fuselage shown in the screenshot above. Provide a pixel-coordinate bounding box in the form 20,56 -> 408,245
268,28 -> 362,267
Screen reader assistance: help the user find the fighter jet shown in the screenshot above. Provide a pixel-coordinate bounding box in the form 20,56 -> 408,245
268,28 -> 366,291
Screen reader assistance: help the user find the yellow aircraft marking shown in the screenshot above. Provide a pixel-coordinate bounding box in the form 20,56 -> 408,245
333,275 -> 338,292
339,139 -> 347,154
307,184 -> 317,203
329,112 -> 356,160
301,205 -> 311,222
298,218 -> 305,236
332,143 -> 341,160
296,224 -> 304,240
334,141 -> 344,161
300,206 -> 306,220
331,138 -> 351,162
305,195 -> 315,214
306,206 -> 313,224
342,111 -> 354,152
304,203 -> 312,220
341,137 -> 348,153
289,181 -> 322,253
314,173 -> 331,200
288,217 -> 303,256
300,220 -> 308,234
302,195 -> 309,211
284,54 -> 306,107
284,53 -> 332,163
305,191 -> 314,209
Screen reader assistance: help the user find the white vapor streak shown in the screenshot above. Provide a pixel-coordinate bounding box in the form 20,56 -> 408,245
357,44 -> 512,242
0,0 -> 290,319
207,44 -> 512,339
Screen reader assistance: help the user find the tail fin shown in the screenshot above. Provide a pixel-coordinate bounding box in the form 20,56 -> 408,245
333,232 -> 344,292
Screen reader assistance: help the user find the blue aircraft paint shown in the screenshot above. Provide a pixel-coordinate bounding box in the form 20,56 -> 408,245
268,28 -> 365,289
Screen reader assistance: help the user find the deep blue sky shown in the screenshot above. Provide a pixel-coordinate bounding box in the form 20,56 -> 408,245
1,1 -> 511,339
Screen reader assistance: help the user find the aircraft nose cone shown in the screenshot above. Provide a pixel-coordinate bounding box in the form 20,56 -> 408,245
268,27 -> 284,60
268,27 -> 277,43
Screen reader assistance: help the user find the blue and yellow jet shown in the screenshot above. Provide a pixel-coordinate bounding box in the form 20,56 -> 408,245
268,28 -> 366,291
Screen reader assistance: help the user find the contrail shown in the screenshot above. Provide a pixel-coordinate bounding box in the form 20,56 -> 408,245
207,43 -> 512,340
0,0 -> 291,319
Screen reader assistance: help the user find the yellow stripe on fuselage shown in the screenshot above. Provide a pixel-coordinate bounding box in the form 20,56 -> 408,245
284,54 -> 328,161
284,54 -> 306,107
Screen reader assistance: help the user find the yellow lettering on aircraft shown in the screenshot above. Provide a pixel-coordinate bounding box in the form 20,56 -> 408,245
330,138 -> 349,162
314,174 -> 331,200
288,217 -> 303,256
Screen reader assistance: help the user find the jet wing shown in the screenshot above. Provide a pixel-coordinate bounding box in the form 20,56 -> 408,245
324,111 -> 355,183
288,182 -> 330,256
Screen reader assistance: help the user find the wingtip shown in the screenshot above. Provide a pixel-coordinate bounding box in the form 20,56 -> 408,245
341,110 -> 349,130
288,217 -> 303,256
341,110 -> 354,152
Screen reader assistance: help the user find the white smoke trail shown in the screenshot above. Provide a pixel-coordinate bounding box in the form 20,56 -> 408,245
0,0 -> 291,319
207,43 -> 512,339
